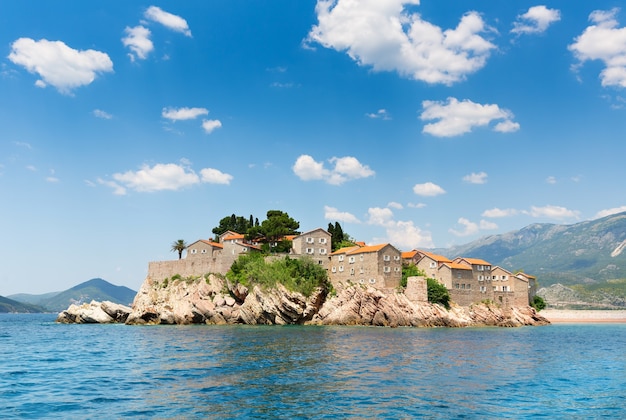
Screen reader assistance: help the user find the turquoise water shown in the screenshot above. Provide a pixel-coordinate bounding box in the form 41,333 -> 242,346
1,314 -> 625,419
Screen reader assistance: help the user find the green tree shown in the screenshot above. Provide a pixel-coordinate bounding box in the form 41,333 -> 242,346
530,295 -> 546,311
247,210 -> 300,251
170,239 -> 188,260
211,213 -> 255,238
427,278 -> 451,309
401,264 -> 426,288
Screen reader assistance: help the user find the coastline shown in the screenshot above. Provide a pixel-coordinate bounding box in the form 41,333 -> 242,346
541,309 -> 626,323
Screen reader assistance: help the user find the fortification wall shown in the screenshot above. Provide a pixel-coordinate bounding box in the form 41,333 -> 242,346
405,276 -> 427,303
147,258 -> 220,281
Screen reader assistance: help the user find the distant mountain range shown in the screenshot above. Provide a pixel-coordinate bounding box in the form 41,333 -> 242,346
434,211 -> 626,287
6,278 -> 136,313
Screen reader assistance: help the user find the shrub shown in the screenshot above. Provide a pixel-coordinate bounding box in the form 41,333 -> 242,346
401,264 -> 426,288
427,278 -> 450,309
530,295 -> 546,311
226,254 -> 330,297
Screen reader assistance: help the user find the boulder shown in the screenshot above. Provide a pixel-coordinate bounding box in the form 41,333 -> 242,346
56,300 -> 131,324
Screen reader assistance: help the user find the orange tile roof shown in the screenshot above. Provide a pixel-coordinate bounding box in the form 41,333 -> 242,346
199,239 -> 223,248
419,250 -> 451,263
458,257 -> 491,266
402,250 -> 418,259
355,241 -> 366,247
222,233 -> 245,241
330,245 -> 361,256
347,243 -> 388,255
444,262 -> 472,271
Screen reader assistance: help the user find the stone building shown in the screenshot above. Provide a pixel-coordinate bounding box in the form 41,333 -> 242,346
291,228 -> 332,268
329,243 -> 402,290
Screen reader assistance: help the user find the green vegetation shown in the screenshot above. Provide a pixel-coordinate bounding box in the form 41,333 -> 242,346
170,239 -> 188,260
427,278 -> 451,309
571,278 -> 626,304
530,295 -> 546,311
401,264 -> 426,288
327,221 -> 355,251
212,213 -> 257,238
227,253 -> 330,297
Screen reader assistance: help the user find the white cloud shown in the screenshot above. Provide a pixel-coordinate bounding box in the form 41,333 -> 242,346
103,162 -> 232,194
202,119 -> 222,134
569,9 -> 626,88
449,217 -> 498,237
546,176 -> 557,184
595,206 -> 626,219
93,109 -> 112,119
482,208 -> 518,218
512,6 -> 561,35
463,171 -> 487,184
387,201 -> 403,210
8,38 -> 113,94
525,205 -> 581,220
367,207 -> 395,227
366,109 -> 391,120
408,202 -> 427,209
293,155 -> 375,185
162,107 -> 209,121
413,182 -> 446,197
145,6 -> 192,37
308,1 -> 495,85
324,206 -> 360,223
421,97 -> 519,137
122,26 -> 154,61
200,168 -> 232,185
386,220 -> 434,249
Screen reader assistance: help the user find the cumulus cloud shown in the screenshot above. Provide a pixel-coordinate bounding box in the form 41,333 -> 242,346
449,217 -> 498,237
307,0 -> 495,85
162,107 -> 209,121
8,38 -> 113,94
101,162 -> 232,194
512,6 -> 561,35
546,176 -> 557,184
413,182 -> 446,197
482,208 -> 519,218
421,97 -> 519,137
525,205 -> 580,220
569,9 -> 626,88
463,171 -> 487,184
144,6 -> 192,37
366,205 -> 434,249
293,155 -> 375,185
324,206 -> 360,223
200,168 -> 232,185
122,26 -> 154,61
202,119 -> 222,134
387,201 -> 403,210
366,109 -> 391,120
93,109 -> 112,119
595,206 -> 626,219
367,207 -> 395,227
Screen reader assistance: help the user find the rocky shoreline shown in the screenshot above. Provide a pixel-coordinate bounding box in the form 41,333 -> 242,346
57,274 -> 549,327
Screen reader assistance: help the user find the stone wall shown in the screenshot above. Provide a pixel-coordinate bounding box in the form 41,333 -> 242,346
147,258 -> 220,281
405,276 -> 427,303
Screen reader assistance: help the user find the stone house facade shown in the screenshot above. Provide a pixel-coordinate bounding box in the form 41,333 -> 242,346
291,228 -> 332,268
329,243 -> 402,289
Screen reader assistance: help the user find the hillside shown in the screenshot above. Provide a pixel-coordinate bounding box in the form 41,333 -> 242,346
435,212 -> 626,287
0,295 -> 46,313
10,278 -> 137,312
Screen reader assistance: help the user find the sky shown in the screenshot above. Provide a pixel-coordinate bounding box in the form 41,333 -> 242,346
2,0 -> 626,295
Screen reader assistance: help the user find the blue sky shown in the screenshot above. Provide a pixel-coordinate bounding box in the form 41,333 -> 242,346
2,1 -> 626,295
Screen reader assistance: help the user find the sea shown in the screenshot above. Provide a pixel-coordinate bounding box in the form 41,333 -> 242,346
1,314 -> 624,419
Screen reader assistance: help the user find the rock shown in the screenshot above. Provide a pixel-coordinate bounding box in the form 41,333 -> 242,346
56,300 -> 131,324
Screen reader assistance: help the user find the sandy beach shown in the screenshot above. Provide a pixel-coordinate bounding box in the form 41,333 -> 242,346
541,309 -> 626,323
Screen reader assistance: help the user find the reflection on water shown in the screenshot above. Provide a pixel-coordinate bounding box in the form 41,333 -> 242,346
1,315 -> 625,418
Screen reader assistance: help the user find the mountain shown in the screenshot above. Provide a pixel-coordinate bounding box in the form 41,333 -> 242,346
7,291 -> 61,306
434,211 -> 626,287
0,295 -> 46,313
9,278 -> 137,312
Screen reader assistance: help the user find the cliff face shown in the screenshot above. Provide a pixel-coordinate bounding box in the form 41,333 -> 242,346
125,274 -> 548,327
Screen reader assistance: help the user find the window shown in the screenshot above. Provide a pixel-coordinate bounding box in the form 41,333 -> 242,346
394,267 -> 400,272
430,262 -> 436,268
454,283 -> 460,289
242,247 -> 247,252
502,286 -> 509,292
480,286 -> 486,292
306,248 -> 314,254
319,237 -> 327,244
359,279 -> 365,284
394,255 -> 400,261
201,249 -> 207,254
306,237 -> 314,244
339,266 -> 344,272
461,284 -> 466,289
493,286 -> 497,291
369,278 -> 376,284
384,255 -> 390,261
331,266 -> 337,273
319,249 -> 327,255
350,268 -> 355,275
467,284 -> 471,289
478,275 -> 483,281
502,275 -> 508,280
384,266 -> 391,273
191,249 -> 197,254
348,256 -> 355,263
360,268 -> 364,274
477,265 -> 484,271
338,255 -> 344,262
